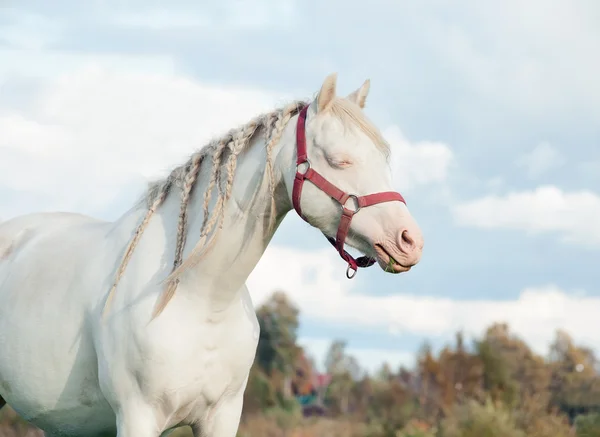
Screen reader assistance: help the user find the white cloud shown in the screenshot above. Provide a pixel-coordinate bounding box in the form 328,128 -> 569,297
452,185 -> 600,246
515,142 -> 565,179
384,125 -> 455,192
0,61 -> 287,218
430,1 -> 600,121
248,245 -> 600,361
111,0 -> 296,30
0,50 -> 177,83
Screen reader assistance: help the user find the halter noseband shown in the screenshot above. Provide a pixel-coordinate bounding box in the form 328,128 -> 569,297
291,105 -> 406,279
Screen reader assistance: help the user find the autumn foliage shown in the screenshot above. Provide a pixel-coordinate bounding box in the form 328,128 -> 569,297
2,290 -> 600,437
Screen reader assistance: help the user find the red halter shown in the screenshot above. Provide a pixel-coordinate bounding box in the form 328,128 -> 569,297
291,105 -> 406,279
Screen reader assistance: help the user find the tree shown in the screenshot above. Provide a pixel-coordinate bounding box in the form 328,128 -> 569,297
436,332 -> 484,410
255,291 -> 301,376
324,339 -> 362,379
548,330 -> 600,420
416,340 -> 442,419
254,291 -> 303,405
323,339 -> 363,414
475,323 -> 551,409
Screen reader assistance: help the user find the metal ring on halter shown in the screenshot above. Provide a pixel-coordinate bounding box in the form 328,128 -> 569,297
296,159 -> 311,175
341,194 -> 361,214
346,263 -> 357,279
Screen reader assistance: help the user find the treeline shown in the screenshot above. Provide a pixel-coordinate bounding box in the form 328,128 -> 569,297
2,290 -> 600,437
238,291 -> 600,437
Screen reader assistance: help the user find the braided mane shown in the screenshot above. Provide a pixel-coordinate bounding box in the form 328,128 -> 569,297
103,100 -> 309,318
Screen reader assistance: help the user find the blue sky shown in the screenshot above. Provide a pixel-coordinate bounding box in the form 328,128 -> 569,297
1,0 -> 599,374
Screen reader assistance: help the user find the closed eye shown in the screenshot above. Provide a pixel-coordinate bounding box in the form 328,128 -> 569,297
326,155 -> 353,169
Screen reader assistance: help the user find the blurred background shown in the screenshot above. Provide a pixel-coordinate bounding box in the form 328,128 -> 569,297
1,1 -> 599,436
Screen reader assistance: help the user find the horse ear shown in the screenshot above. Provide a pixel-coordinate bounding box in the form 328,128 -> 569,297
317,72 -> 338,112
347,79 -> 370,109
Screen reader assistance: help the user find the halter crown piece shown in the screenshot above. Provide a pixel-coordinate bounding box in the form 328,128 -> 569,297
291,105 -> 407,279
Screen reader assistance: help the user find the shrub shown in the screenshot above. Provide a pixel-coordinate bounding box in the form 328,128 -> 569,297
575,412 -> 600,437
439,399 -> 525,437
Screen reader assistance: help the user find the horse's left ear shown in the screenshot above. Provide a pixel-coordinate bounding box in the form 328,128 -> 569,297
317,72 -> 338,112
346,79 -> 370,109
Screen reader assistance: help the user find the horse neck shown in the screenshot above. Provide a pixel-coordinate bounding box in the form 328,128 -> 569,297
159,121 -> 297,311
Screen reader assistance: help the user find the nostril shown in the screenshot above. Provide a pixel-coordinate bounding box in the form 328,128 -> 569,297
401,230 -> 415,248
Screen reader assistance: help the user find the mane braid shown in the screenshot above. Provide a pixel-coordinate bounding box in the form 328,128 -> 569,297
159,152 -> 205,312
102,179 -> 173,318
102,99 -> 308,320
264,103 -> 302,233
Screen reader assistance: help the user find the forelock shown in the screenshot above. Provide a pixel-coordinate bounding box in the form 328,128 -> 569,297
327,97 -> 390,159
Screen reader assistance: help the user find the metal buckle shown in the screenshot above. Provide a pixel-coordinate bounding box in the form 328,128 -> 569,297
296,159 -> 311,176
341,194 -> 361,214
346,263 -> 357,279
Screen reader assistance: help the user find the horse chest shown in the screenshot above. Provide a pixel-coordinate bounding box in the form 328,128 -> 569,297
177,322 -> 258,402
133,295 -> 260,416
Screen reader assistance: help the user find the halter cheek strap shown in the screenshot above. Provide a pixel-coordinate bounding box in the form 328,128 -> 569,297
291,105 -> 406,279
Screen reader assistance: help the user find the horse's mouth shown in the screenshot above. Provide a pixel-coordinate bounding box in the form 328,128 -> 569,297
373,244 -> 412,273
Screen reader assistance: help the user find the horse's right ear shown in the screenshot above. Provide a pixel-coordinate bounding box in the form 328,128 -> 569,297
317,73 -> 338,112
